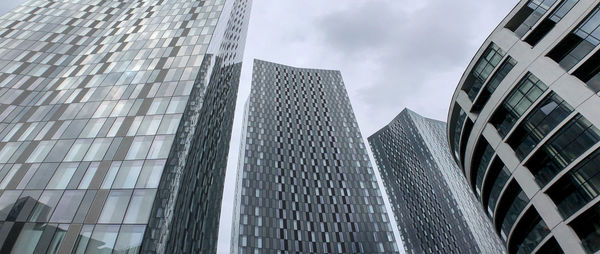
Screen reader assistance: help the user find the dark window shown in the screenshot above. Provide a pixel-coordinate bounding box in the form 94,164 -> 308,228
451,106 -> 467,160
472,140 -> 495,196
506,0 -> 558,38
472,57 -> 517,113
495,181 -> 529,238
507,93 -> 573,160
526,114 -> 600,187
572,48 -> 600,92
535,238 -> 564,254
547,149 -> 600,218
490,73 -> 548,138
459,119 -> 474,169
482,158 -> 510,216
524,0 -> 580,46
548,5 -> 600,70
508,208 -> 551,254
569,202 -> 600,253
463,43 -> 506,101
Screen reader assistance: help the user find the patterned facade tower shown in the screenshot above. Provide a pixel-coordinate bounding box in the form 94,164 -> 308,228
368,109 -> 504,254
231,60 -> 399,254
0,0 -> 250,253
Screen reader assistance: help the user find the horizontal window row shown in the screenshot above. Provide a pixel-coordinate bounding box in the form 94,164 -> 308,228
0,159 -> 164,191
463,43 -> 506,101
3,222 -> 145,254
0,113 -> 181,143
0,96 -> 188,124
0,188 -> 155,224
0,134 -> 174,165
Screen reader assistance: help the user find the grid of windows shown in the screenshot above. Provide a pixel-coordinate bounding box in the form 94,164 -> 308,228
463,43 -> 506,101
490,73 -> 548,138
524,0 -> 579,45
369,110 -> 504,254
232,60 -> 398,254
0,0 -> 252,253
526,114 -> 600,187
548,4 -> 600,70
471,57 -> 517,113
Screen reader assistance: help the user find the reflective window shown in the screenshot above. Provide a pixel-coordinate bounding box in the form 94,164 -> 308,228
123,189 -> 156,223
85,225 -> 119,254
463,43 -> 506,100
78,162 -> 99,189
74,225 -> 94,254
63,139 -> 93,162
526,114 -> 600,186
29,190 -> 63,222
46,163 -> 78,189
157,114 -> 181,135
47,224 -> 68,254
83,138 -> 112,161
10,223 -> 44,254
548,4 -> 600,70
26,163 -> 59,189
98,190 -> 132,223
524,0 -> 580,46
572,45 -> 600,92
0,190 -> 22,220
471,57 -> 517,113
472,140 -> 495,195
112,161 -> 143,189
136,115 -> 162,136
547,149 -> 600,218
125,136 -> 153,160
50,190 -> 85,223
27,140 -> 56,163
495,181 -> 529,239
147,135 -> 174,159
507,93 -> 573,160
490,73 -> 548,138
569,202 -> 600,253
506,0 -> 558,38
136,160 -> 165,188
166,96 -> 187,114
114,225 -> 145,254
451,107 -> 467,160
508,208 -> 550,253
482,158 -> 511,216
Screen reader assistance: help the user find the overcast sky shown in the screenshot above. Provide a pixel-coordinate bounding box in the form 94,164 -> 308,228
0,1 -> 519,253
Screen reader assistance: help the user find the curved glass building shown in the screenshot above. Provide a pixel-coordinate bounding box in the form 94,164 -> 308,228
448,0 -> 600,253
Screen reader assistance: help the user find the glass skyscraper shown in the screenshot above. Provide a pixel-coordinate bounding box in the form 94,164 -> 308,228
231,59 -> 399,254
368,109 -> 504,254
0,0 -> 251,253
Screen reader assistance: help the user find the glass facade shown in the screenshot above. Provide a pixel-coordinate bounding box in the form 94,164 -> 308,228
526,114 -> 600,187
0,0 -> 252,253
369,110 -> 504,254
471,57 -> 517,113
490,73 -> 548,138
231,60 -> 399,254
548,4 -> 600,70
506,0 -> 558,38
463,43 -> 506,101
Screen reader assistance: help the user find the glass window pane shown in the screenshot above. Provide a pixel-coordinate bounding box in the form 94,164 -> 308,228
136,160 -> 165,188
146,98 -> 169,115
125,136 -> 153,160
112,161 -> 143,189
124,189 -> 156,224
44,140 -> 75,163
113,225 -> 145,254
101,162 -> 121,189
83,138 -> 112,161
136,115 -> 162,136
46,163 -> 78,189
0,190 -> 22,220
147,135 -> 174,159
80,118 -> 106,138
78,162 -> 99,189
74,225 -> 94,254
29,190 -> 63,222
98,190 -> 132,224
157,114 -> 181,135
10,223 -> 44,254
27,141 -> 56,163
85,225 -> 119,254
63,139 -> 93,162
50,190 -> 85,223
26,163 -> 59,189
0,143 -> 21,163
47,224 -> 68,254
166,96 -> 187,114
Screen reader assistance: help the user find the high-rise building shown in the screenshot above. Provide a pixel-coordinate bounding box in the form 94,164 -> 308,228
448,0 -> 600,253
368,109 -> 504,254
231,59 -> 399,254
0,0 -> 251,253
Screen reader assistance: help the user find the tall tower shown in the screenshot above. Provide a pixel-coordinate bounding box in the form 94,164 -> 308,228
231,59 -> 399,254
0,0 -> 251,253
449,0 -> 600,253
368,109 -> 504,254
